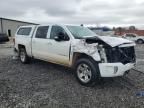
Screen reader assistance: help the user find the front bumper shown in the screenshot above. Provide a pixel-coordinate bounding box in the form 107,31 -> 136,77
98,62 -> 135,77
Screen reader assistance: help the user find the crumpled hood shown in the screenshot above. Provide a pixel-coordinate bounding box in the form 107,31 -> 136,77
96,36 -> 135,47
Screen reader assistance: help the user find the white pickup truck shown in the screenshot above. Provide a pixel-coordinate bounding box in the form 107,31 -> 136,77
123,33 -> 144,44
14,24 -> 136,86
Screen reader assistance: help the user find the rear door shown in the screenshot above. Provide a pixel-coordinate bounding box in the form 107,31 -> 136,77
32,26 -> 50,59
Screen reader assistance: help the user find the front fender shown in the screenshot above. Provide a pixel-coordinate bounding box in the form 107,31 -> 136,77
71,40 -> 101,61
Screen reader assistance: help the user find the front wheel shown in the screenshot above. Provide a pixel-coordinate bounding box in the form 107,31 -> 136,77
75,58 -> 100,86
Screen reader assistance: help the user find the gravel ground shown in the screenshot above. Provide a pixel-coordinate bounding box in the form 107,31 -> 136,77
135,45 -> 144,72
0,43 -> 144,108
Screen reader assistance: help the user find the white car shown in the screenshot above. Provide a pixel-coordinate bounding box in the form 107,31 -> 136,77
123,33 -> 144,44
14,24 -> 136,86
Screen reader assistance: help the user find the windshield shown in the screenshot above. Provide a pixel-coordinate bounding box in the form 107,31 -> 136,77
67,26 -> 96,39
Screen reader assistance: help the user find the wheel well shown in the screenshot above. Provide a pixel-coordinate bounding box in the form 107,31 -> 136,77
18,44 -> 25,51
137,39 -> 144,41
72,52 -> 95,68
137,39 -> 144,43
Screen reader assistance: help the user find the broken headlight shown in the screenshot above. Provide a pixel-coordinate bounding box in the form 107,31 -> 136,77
98,45 -> 107,63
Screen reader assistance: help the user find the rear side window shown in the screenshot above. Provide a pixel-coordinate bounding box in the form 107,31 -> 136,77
35,26 -> 49,39
17,27 -> 32,35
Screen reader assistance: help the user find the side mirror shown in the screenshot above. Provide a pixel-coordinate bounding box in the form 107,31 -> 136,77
54,32 -> 69,41
54,36 -> 61,41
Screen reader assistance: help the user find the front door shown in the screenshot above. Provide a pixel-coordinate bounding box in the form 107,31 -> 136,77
47,25 -> 71,66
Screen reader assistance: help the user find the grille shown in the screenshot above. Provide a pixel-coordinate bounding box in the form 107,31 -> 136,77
105,46 -> 136,64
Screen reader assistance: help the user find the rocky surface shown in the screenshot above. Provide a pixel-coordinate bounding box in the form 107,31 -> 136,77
0,43 -> 144,108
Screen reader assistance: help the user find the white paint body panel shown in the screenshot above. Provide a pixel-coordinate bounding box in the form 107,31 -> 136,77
71,39 -> 101,61
97,36 -> 134,47
44,39 -> 71,65
99,63 -> 135,77
15,25 -> 36,57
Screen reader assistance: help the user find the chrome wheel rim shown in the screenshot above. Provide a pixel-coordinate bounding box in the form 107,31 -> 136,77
77,63 -> 92,83
20,51 -> 25,62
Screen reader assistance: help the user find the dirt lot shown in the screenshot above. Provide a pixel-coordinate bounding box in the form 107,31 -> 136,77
0,43 -> 144,108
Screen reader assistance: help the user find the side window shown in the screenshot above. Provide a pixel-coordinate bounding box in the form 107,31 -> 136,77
126,34 -> 129,36
126,34 -> 132,37
50,26 -> 68,39
131,34 -> 136,37
35,26 -> 49,38
17,27 -> 32,35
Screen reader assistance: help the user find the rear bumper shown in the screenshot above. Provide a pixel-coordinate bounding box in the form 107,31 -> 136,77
98,62 -> 135,77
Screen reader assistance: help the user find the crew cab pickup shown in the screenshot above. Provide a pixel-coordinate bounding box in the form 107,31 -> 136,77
14,24 -> 136,86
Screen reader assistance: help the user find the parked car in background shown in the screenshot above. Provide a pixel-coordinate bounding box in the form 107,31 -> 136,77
0,33 -> 9,43
122,33 -> 144,44
14,24 -> 136,86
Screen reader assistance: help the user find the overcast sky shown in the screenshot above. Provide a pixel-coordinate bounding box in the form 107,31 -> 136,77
1,0 -> 144,27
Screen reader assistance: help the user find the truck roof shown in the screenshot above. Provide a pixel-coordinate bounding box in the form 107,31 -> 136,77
18,24 -> 83,28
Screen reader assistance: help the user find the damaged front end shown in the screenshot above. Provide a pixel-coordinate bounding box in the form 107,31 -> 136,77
105,46 -> 136,64
73,36 -> 136,77
84,36 -> 136,64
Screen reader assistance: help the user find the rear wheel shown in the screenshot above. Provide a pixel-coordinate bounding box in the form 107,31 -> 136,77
75,58 -> 100,86
137,39 -> 144,44
19,48 -> 30,64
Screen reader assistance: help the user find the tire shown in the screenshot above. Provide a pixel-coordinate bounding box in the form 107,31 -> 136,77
137,39 -> 144,44
19,48 -> 30,64
75,58 -> 100,86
